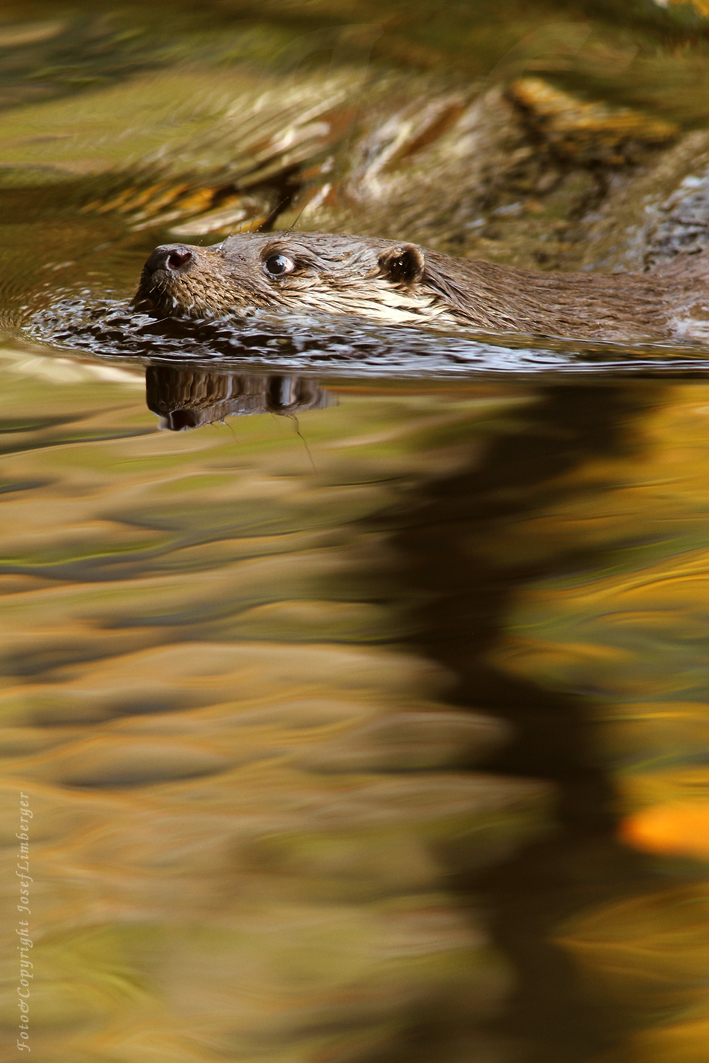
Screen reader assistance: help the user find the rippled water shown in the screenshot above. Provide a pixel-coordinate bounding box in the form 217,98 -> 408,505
28,296 -> 709,376
3,4 -> 709,1063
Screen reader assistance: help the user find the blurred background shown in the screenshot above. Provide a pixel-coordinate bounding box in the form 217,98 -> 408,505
2,3 -> 709,1063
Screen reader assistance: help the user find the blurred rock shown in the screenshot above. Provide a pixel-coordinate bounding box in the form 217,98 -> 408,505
580,129 -> 709,271
507,77 -> 677,166
1,38 -> 702,290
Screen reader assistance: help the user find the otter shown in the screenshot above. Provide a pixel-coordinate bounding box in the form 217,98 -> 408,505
135,231 -> 709,345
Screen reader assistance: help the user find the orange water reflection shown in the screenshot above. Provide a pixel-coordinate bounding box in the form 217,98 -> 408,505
488,383 -> 709,1063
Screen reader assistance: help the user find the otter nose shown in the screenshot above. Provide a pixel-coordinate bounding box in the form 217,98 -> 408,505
145,245 -> 194,274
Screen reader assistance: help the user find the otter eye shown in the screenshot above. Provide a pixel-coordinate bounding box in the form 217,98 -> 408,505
264,253 -> 295,277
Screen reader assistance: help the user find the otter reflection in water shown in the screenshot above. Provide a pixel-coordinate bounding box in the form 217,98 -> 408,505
136,230 -> 709,345
146,366 -> 335,430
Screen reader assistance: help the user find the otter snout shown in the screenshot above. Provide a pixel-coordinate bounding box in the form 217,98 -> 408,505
135,243 -> 201,316
144,244 -> 194,275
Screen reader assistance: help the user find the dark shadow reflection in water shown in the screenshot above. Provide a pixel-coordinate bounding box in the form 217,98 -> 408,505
145,364 -> 336,430
344,381 -> 689,1063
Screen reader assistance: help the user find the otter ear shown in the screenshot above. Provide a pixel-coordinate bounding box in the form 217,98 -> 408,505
378,244 -> 425,285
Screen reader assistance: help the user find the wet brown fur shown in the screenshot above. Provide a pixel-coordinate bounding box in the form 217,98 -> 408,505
135,230 -> 709,344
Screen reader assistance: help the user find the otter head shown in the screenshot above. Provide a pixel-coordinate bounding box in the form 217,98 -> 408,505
134,231 -> 454,326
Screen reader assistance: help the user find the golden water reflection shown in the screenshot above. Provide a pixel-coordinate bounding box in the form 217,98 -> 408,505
3,349 -> 709,1062
0,347 -> 552,1063
487,382 -> 709,1063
